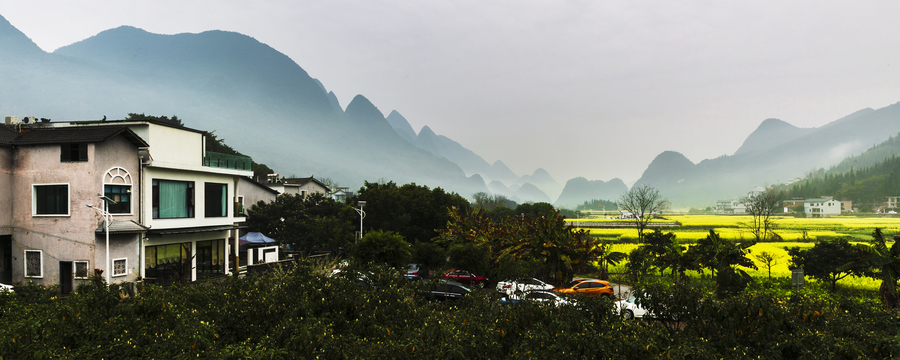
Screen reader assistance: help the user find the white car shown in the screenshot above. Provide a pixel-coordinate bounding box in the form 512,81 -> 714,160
496,277 -> 554,296
616,296 -> 648,319
500,290 -> 572,307
0,283 -> 13,293
617,296 -> 679,320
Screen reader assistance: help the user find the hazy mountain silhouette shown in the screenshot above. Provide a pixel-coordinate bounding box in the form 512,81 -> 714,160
0,16 -> 484,197
554,177 -> 628,209
514,168 -> 561,201
635,103 -> 900,206
385,110 -> 417,144
733,118 -> 814,155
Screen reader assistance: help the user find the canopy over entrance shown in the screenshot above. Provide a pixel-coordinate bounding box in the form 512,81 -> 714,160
239,232 -> 276,247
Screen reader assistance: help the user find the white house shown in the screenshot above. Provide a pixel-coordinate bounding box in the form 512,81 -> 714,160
804,198 -> 841,218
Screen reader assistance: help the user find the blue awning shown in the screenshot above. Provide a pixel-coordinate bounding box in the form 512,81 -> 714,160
239,232 -> 276,246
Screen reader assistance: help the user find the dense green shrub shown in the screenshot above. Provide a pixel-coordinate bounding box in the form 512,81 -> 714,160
0,261 -> 898,359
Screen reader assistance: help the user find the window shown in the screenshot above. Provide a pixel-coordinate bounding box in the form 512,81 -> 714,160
104,167 -> 133,214
145,243 -> 191,286
24,250 -> 42,278
204,183 -> 227,217
196,240 -> 225,278
152,180 -> 194,219
104,185 -> 131,214
112,258 -> 127,277
33,184 -> 69,215
60,143 -> 87,162
74,261 -> 89,279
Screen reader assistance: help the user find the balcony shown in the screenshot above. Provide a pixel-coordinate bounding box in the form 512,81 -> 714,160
203,151 -> 252,171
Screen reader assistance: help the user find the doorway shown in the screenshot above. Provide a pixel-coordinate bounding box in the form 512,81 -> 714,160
59,261 -> 73,294
0,235 -> 11,284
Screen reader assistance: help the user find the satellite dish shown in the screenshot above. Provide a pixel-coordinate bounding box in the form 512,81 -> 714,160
22,117 -> 30,124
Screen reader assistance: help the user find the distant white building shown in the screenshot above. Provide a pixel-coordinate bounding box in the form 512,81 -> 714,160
715,198 -> 746,214
804,198 -> 841,218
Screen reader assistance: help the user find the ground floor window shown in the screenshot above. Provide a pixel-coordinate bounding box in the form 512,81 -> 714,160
25,250 -> 42,278
112,258 -> 128,277
74,261 -> 90,279
196,239 -> 225,279
144,243 -> 191,286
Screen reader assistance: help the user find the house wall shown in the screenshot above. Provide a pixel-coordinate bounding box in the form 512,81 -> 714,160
128,123 -> 204,167
141,167 -> 244,230
237,177 -> 277,213
8,136 -> 143,285
804,199 -> 841,218
0,147 -> 12,228
297,182 -> 328,196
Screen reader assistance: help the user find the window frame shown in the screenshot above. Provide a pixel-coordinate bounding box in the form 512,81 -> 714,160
33,183 -> 70,216
104,167 -> 134,215
60,143 -> 88,162
204,182 -> 228,218
24,250 -> 43,278
104,184 -> 133,215
74,260 -> 90,279
152,179 -> 195,219
112,258 -> 127,277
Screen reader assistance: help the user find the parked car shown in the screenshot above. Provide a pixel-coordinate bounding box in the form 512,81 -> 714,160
442,269 -> 488,288
496,277 -> 553,296
501,290 -> 571,307
616,295 -> 679,320
417,279 -> 471,301
0,283 -> 12,293
554,279 -> 614,298
406,263 -> 431,280
616,296 -> 647,319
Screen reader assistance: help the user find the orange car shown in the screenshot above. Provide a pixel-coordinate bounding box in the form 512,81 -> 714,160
554,279 -> 614,298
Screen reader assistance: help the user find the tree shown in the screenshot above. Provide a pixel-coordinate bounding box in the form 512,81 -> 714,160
246,193 -> 357,254
352,230 -> 411,269
788,238 -> 867,292
839,228 -> 900,309
126,112 -> 183,127
685,230 -> 757,297
472,192 -> 516,211
358,181 -> 471,243
595,239 -> 627,280
617,184 -> 667,241
753,251 -> 783,281
641,229 -> 691,283
742,189 -> 782,241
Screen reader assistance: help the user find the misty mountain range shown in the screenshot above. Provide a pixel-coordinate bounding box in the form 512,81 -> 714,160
2,14 -> 898,208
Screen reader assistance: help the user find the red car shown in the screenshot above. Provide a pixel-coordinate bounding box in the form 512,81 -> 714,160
442,269 -> 488,288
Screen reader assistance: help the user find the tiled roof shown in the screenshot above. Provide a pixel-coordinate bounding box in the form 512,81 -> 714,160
9,126 -> 149,147
0,126 -> 19,146
94,220 -> 150,234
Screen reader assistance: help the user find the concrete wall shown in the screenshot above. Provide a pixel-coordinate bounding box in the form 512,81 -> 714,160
237,177 -> 277,213
8,135 -> 143,285
0,147 -> 12,228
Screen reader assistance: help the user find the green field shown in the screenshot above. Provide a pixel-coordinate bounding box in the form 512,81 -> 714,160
570,214 -> 900,241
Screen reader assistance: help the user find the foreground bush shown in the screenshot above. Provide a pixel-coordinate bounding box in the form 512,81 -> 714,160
0,261 -> 898,359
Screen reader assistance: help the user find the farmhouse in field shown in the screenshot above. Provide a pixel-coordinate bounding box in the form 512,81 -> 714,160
804,198 -> 841,218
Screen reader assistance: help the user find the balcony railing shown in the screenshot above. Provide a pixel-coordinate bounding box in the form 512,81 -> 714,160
203,151 -> 252,171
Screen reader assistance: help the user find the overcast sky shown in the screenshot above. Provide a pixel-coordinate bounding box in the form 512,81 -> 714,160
2,1 -> 899,184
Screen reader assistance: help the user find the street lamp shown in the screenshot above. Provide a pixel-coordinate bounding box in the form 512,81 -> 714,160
354,201 -> 366,242
86,196 -> 117,285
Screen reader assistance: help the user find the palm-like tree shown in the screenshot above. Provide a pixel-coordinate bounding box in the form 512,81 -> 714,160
839,228 -> 900,310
